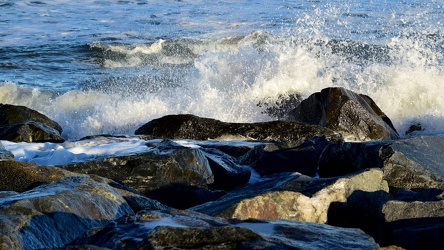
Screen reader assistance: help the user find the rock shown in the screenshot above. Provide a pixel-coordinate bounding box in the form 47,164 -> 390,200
288,87 -> 399,141
142,183 -> 226,209
0,104 -> 64,142
135,114 -> 343,148
380,136 -> 444,191
61,147 -> 214,194
252,136 -> 332,177
72,209 -> 379,249
201,147 -> 251,190
191,168 -> 388,224
0,160 -> 76,192
382,189 -> 444,250
0,142 -> 14,160
317,136 -> 444,192
60,143 -> 221,208
0,175 -> 133,249
318,140 -> 387,178
89,176 -> 170,212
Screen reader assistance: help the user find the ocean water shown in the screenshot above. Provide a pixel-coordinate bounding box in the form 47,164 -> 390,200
1,0 -> 444,140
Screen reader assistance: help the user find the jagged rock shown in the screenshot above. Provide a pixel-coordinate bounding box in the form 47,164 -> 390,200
135,114 -> 343,148
60,143 -> 220,208
191,168 -> 388,224
61,147 -> 213,194
0,160 -> 76,192
382,189 -> 444,250
0,104 -> 64,142
201,147 -> 251,190
288,87 -> 399,141
251,136 -> 332,177
72,209 -> 379,249
317,136 -> 444,191
0,176 -> 133,250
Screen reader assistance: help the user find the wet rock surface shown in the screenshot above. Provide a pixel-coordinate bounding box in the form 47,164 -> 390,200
0,104 -> 64,142
135,113 -> 343,148
2,89 -> 444,250
288,87 -> 399,141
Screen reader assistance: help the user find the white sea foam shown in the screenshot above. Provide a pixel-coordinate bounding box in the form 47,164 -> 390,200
1,137 -> 153,166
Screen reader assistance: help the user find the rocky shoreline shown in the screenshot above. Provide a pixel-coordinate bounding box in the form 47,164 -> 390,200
0,87 -> 443,249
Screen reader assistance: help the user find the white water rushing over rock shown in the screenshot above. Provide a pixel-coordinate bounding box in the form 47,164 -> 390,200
0,0 -> 443,139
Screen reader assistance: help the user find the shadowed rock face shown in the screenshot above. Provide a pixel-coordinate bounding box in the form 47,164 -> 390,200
71,209 -> 380,250
0,104 -> 64,142
288,87 -> 399,141
135,114 -> 343,148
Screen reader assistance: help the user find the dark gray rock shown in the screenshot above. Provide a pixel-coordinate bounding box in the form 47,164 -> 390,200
201,147 -> 251,190
0,176 -> 133,250
317,136 -> 444,191
72,209 -> 379,250
380,136 -> 444,191
61,147 -> 214,194
0,104 -> 64,142
252,136 -> 332,177
318,140 -> 387,178
382,189 -> 444,250
135,114 -> 343,148
288,87 -> 399,141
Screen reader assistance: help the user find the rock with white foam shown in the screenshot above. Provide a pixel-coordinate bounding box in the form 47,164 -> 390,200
0,104 -> 64,143
288,87 -> 399,141
135,114 -> 343,149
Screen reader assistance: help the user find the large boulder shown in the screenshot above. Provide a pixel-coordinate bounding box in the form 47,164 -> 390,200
61,146 -> 214,194
288,87 -> 399,141
135,114 -> 343,148
0,104 -> 64,142
191,168 -> 388,224
72,209 -> 380,249
60,142 -> 226,208
0,175 -> 133,249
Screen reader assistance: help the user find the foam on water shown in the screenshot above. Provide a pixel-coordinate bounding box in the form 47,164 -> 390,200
1,1 -> 444,140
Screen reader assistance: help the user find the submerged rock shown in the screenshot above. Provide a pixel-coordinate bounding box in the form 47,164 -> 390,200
0,104 -> 64,142
72,209 -> 379,250
135,114 -> 343,148
0,176 -> 133,250
288,87 -> 399,141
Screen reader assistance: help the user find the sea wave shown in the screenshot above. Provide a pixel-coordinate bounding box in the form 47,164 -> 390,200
1,28 -> 444,140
